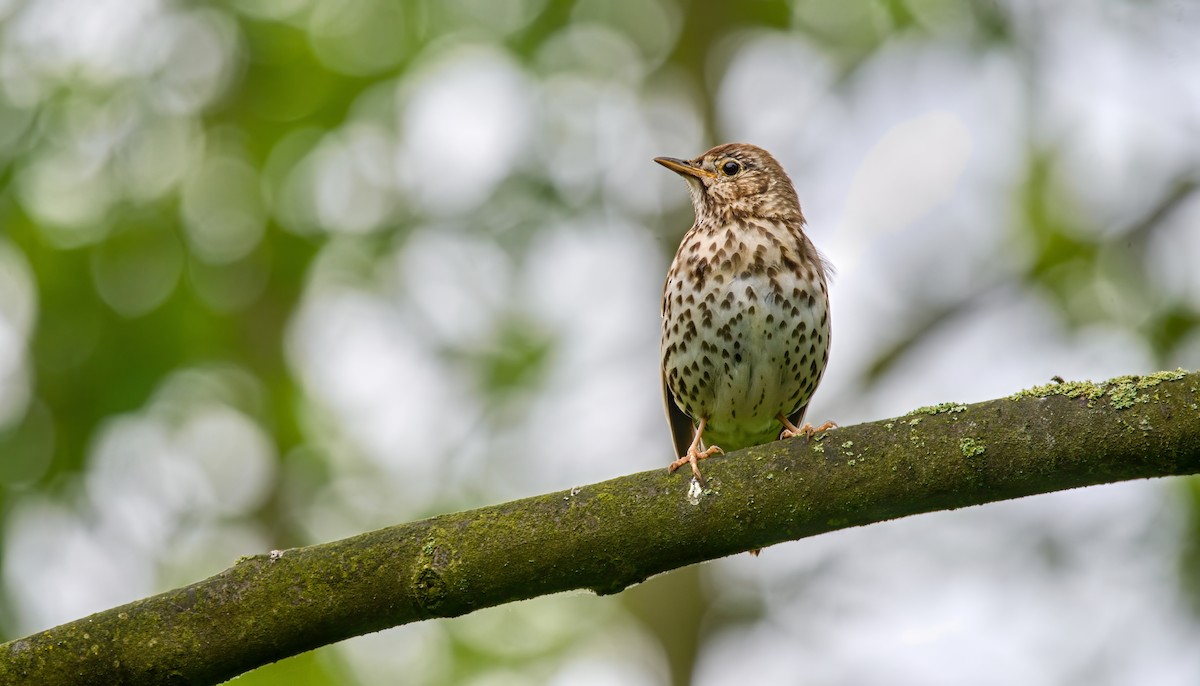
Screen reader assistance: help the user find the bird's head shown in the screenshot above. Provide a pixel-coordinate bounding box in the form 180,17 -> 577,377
655,143 -> 803,225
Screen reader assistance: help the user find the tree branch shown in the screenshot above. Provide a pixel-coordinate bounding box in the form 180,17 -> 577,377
4,370 -> 1199,685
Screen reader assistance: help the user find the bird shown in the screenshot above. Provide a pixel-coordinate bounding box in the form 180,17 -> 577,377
656,143 -> 834,481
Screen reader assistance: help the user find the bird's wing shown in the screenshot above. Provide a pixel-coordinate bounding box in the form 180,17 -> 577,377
663,370 -> 695,458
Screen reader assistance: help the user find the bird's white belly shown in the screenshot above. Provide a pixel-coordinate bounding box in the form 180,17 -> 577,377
662,265 -> 830,451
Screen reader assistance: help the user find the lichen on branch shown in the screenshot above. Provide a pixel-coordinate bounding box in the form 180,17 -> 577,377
3,370 -> 1199,686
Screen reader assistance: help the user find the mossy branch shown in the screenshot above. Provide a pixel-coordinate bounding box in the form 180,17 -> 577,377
4,370 -> 1200,685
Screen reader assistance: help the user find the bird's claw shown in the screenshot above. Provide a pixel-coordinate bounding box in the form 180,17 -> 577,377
668,444 -> 724,481
780,420 -> 838,442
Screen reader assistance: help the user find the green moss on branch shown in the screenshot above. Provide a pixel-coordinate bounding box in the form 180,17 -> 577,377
3,370 -> 1200,685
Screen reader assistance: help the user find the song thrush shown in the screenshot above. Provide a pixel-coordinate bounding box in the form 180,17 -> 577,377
657,143 -> 833,481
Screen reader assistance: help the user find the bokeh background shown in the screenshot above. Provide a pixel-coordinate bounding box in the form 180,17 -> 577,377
2,0 -> 1200,683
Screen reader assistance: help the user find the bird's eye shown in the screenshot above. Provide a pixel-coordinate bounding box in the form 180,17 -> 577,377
721,160 -> 741,176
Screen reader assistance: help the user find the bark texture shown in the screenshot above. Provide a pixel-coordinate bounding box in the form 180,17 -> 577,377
3,370 -> 1199,685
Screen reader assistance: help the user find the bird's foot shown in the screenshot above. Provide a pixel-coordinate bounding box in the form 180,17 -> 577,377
780,420 -> 838,441
668,444 -> 724,481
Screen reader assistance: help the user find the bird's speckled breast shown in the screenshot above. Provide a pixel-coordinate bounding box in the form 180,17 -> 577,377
661,217 -> 830,451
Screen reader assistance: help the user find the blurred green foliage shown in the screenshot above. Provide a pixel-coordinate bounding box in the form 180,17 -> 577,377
1,0 -> 1199,683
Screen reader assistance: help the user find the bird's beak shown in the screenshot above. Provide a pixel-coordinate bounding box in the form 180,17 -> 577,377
654,156 -> 716,179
